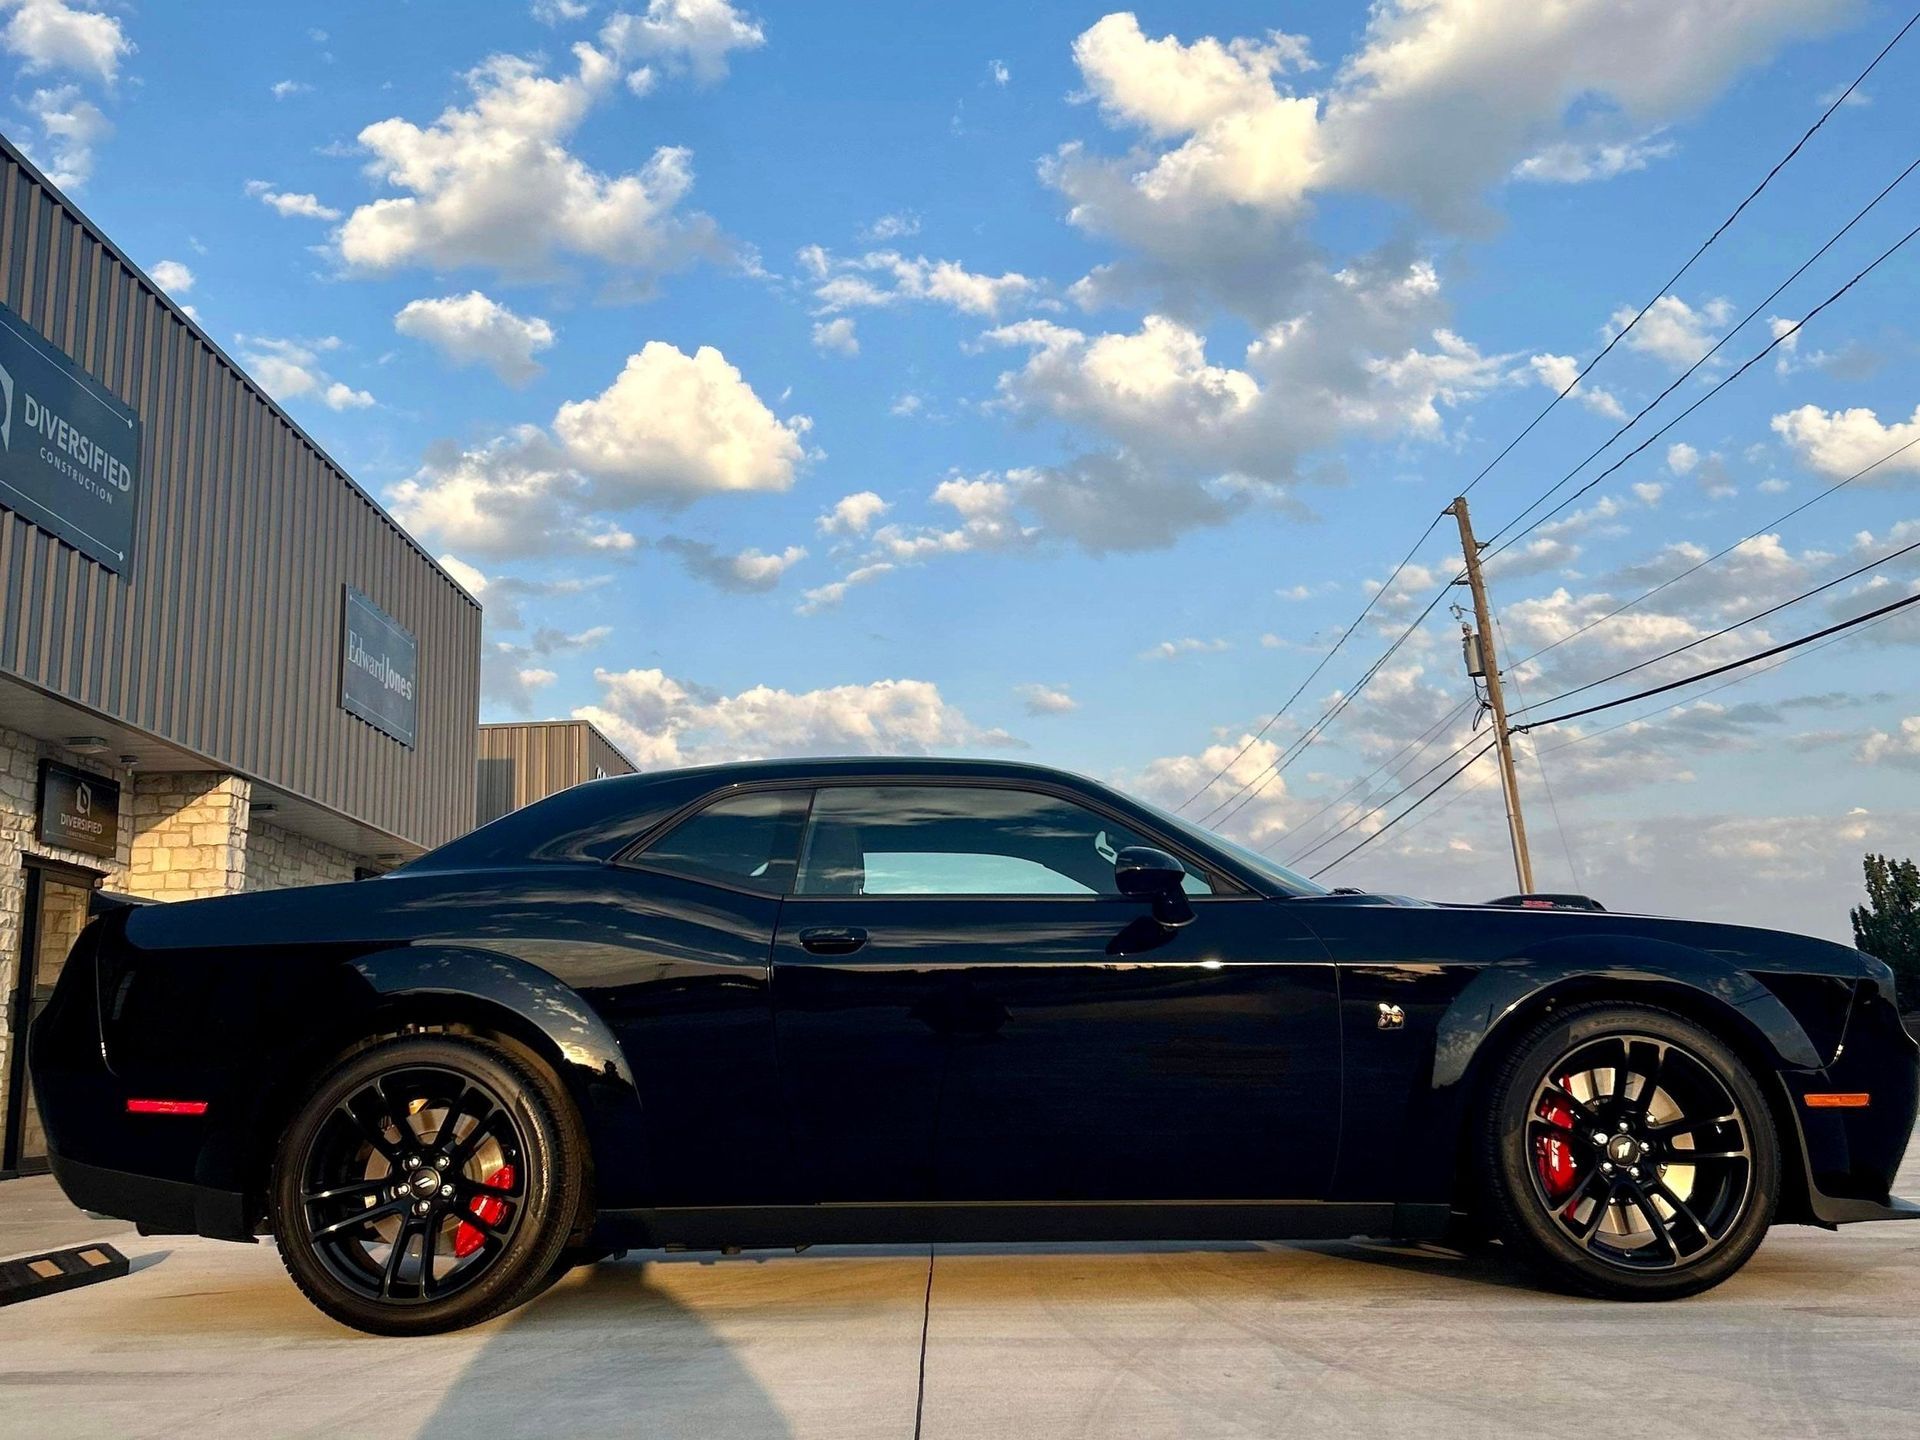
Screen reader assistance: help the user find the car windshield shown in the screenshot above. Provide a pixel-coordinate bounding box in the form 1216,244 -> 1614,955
1133,799 -> 1331,897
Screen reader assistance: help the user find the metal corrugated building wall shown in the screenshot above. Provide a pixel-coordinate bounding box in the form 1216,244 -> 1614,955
0,135 -> 480,850
476,721 -> 637,827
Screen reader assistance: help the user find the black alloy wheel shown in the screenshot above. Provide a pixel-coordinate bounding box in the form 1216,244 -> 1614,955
1480,1002 -> 1779,1300
272,1035 -> 583,1335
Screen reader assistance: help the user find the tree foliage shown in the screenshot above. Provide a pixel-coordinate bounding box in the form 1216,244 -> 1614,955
1851,853 -> 1920,1012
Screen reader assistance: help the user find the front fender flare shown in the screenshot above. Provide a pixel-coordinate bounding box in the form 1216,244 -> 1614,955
1432,934 -> 1823,1091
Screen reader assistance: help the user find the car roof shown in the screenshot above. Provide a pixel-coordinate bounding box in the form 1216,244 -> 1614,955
586,755 -> 1101,789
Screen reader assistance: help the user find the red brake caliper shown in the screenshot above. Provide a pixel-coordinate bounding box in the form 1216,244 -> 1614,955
453,1164 -> 516,1259
1535,1083 -> 1581,1210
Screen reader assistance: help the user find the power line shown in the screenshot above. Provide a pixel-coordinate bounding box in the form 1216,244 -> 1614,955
1458,7 -> 1917,523
1201,584 -> 1452,825
1176,513 -> 1444,812
1484,150 -> 1920,553
1509,432 -> 1920,671
1288,730 -> 1486,869
1274,696 -> 1473,860
1173,13 -> 1914,818
1309,742 -> 1495,880
1482,219 -> 1920,566
1360,604 -> 1910,861
1516,534 -> 1920,718
1513,590 -> 1920,735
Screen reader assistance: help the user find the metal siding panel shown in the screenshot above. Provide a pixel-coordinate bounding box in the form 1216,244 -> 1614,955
0,137 -> 480,849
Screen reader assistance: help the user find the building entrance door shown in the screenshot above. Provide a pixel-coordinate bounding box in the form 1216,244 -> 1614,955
3,860 -> 99,1175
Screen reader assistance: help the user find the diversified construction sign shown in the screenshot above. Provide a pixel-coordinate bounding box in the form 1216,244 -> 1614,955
0,298 -> 142,577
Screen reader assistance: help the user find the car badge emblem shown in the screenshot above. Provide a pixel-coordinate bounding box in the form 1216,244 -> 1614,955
1377,1002 -> 1406,1032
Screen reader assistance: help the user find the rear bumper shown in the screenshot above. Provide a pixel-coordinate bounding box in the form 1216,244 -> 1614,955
47,1154 -> 255,1242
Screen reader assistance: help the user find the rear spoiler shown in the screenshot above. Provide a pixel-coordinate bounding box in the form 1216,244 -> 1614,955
1485,892 -> 1607,912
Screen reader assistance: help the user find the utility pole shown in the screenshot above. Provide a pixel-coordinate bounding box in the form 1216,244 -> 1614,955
1446,496 -> 1536,893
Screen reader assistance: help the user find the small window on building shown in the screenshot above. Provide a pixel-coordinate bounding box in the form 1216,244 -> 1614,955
634,790 -> 811,894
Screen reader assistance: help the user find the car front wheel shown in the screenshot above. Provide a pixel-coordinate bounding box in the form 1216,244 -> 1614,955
271,1034 -> 584,1335
1479,1001 -> 1780,1300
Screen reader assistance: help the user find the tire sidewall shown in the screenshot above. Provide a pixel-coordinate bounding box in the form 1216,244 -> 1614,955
271,1035 -> 578,1336
1486,1004 -> 1780,1299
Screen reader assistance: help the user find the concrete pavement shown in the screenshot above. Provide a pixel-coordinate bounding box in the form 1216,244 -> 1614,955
3,1130 -> 1918,1439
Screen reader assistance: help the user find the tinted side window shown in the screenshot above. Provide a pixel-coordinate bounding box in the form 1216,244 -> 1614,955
795,785 -> 1213,897
635,790 -> 810,894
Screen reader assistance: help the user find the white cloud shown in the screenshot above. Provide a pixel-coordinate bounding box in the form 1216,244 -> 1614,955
237,335 -> 377,413
1512,133 -> 1674,184
1017,683 -> 1077,715
817,491 -> 888,537
552,341 -> 806,502
392,342 -> 803,558
577,667 -> 1015,767
1666,442 -> 1699,475
889,393 -> 924,418
394,290 -> 556,384
1632,481 -> 1665,505
1,0 -> 132,85
1528,351 -> 1626,420
532,0 -> 593,23
271,79 -> 311,99
1616,294 -> 1734,368
988,58 -> 1010,87
1139,636 -> 1232,661
797,561 -> 895,615
436,553 -> 489,599
1859,717 -> 1920,769
599,0 -> 765,85
811,316 -> 859,356
484,622 -> 611,714
1047,5 -> 1842,319
860,212 -> 920,242
1772,403 -> 1920,481
149,258 -> 193,294
22,84 -> 109,188
659,537 -> 805,591
390,427 -> 635,559
245,180 -> 342,221
340,42 -> 715,279
808,247 -> 1039,317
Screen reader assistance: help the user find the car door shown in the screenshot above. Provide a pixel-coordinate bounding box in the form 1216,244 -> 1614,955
769,781 -> 1341,1206
585,786 -> 813,1206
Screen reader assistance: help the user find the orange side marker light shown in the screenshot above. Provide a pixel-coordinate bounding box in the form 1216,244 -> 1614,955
1803,1093 -> 1870,1109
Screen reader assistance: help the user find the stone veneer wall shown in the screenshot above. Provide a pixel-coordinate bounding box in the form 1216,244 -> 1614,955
127,772 -> 252,899
245,817 -> 362,891
0,726 -> 134,1159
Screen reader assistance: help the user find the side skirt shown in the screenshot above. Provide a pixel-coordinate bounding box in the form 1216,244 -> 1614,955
595,1200 -> 1452,1252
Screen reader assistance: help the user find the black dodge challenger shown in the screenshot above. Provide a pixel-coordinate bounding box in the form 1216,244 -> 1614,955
31,757 -> 1920,1334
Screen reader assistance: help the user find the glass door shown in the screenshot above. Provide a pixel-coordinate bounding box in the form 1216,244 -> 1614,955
4,862 -> 97,1175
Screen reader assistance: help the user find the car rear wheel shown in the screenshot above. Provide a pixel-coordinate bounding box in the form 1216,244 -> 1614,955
1478,1002 -> 1779,1300
271,1034 -> 584,1335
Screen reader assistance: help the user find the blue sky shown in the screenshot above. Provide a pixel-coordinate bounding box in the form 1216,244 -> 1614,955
6,0 -> 1918,939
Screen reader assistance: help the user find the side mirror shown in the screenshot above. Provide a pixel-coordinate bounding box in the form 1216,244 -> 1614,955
1114,846 -> 1195,928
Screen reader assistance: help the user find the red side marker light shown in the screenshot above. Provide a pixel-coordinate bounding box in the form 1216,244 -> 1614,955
1803,1093 -> 1870,1109
125,1099 -> 209,1116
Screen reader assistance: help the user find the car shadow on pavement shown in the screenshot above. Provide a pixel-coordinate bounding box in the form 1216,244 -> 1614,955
414,1260 -> 816,1440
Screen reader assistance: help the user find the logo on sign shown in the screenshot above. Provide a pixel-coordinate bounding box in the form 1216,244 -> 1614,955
74,779 -> 92,816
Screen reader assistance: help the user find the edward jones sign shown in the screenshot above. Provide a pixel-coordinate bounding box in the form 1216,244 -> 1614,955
0,298 -> 142,576
341,586 -> 418,747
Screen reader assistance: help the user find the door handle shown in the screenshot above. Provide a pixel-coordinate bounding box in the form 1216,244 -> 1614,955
797,926 -> 868,956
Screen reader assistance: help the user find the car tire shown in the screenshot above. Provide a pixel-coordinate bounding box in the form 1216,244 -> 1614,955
271,1034 -> 585,1336
1477,1001 -> 1779,1300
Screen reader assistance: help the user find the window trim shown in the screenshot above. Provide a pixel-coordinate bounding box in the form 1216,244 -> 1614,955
624,777 -> 1244,901
613,783 -> 816,898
